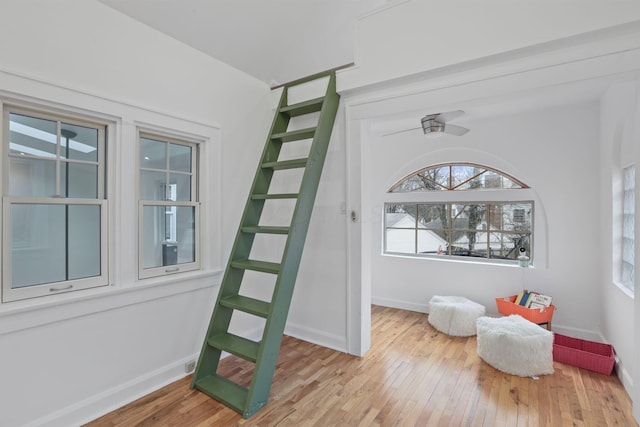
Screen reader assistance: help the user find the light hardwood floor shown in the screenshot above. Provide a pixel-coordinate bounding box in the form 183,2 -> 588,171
86,305 -> 637,426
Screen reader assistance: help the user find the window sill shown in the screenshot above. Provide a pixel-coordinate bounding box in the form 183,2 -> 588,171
383,252 -> 535,269
0,269 -> 223,335
613,281 -> 634,299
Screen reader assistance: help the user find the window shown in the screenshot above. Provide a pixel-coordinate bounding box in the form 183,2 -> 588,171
2,107 -> 108,302
384,163 -> 532,264
622,165 -> 635,292
389,163 -> 526,192
138,132 -> 199,278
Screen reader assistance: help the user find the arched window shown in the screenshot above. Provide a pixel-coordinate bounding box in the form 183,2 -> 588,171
385,163 -> 533,264
389,163 -> 527,192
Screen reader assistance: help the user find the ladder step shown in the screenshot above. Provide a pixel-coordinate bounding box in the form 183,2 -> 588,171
194,374 -> 248,414
262,158 -> 307,170
251,193 -> 298,200
207,333 -> 260,362
271,127 -> 316,142
241,225 -> 290,235
231,259 -> 281,274
221,295 -> 270,318
280,97 -> 324,117
191,71 -> 340,418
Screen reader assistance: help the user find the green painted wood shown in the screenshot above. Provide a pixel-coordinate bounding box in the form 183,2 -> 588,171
241,225 -> 290,235
251,193 -> 298,200
190,84 -> 290,388
280,96 -> 324,117
220,295 -> 270,318
191,71 -> 340,419
271,127 -> 316,142
194,374 -> 248,413
244,72 -> 340,417
207,333 -> 260,362
261,158 -> 308,170
230,259 -> 281,274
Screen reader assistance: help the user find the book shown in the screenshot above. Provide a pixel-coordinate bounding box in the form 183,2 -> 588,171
524,291 -> 538,308
514,290 -> 527,305
519,292 -> 531,307
529,293 -> 553,307
529,301 -> 548,310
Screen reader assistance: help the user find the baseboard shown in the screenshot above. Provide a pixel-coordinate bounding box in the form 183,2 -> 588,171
548,324 -> 602,342
371,296 -> 428,313
284,322 -> 348,353
24,353 -> 199,427
615,358 -> 634,397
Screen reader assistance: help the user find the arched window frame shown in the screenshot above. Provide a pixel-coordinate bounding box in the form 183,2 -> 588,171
384,162 -> 534,265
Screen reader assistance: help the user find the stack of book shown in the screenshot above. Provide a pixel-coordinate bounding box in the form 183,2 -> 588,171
514,290 -> 553,310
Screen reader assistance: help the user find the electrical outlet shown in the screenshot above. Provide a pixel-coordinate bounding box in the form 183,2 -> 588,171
185,360 -> 196,373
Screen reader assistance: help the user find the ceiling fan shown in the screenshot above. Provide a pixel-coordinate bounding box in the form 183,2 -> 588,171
385,110 -> 470,137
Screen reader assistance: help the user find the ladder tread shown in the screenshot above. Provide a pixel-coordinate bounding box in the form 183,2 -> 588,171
280,97 -> 324,117
251,193 -> 298,200
192,71 -> 340,419
241,225 -> 290,235
207,332 -> 260,362
271,127 -> 316,142
220,295 -> 270,318
194,374 -> 248,413
262,158 -> 307,170
231,259 -> 281,274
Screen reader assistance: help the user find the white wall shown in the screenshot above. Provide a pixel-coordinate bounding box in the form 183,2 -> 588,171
286,105 -> 348,350
364,103 -> 603,335
599,81 -> 640,398
342,0 -> 640,90
0,1 -> 270,426
338,4 -> 640,417
3,0 -> 640,425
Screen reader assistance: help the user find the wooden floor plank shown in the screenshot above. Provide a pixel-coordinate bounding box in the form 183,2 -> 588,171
85,306 -> 637,427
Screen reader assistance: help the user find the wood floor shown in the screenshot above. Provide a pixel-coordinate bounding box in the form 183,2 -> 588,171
86,305 -> 637,426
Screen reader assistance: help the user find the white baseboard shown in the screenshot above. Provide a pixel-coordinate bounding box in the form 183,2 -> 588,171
284,322 -> 348,353
372,296 -> 428,313
25,353 -> 199,427
548,324 -> 602,342
616,358 -> 634,397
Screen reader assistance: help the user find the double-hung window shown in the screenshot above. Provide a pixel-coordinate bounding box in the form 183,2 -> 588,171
2,107 -> 108,302
138,132 -> 199,279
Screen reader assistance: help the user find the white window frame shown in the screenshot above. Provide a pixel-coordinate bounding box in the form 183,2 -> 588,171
2,104 -> 110,302
384,163 -> 533,266
621,164 -> 635,293
137,129 -> 200,279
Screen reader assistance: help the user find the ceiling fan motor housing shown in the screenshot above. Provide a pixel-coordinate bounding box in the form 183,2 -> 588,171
421,117 -> 445,134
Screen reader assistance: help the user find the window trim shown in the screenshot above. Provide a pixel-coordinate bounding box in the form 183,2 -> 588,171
389,162 -> 528,193
383,162 -> 534,266
383,200 -> 534,265
620,164 -> 635,293
136,129 -> 201,280
2,103 -> 111,302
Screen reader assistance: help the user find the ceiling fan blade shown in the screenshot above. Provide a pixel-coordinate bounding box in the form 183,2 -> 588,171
383,126 -> 421,136
436,110 -> 464,122
444,123 -> 470,136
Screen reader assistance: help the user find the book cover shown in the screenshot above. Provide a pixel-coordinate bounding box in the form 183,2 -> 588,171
529,293 -> 552,307
515,290 -> 527,305
519,292 -> 531,306
529,301 -> 547,310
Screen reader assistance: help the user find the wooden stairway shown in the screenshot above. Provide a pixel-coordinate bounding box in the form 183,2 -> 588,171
190,71 -> 340,418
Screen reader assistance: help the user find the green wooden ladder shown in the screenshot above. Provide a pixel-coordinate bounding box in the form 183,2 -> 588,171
190,71 -> 340,418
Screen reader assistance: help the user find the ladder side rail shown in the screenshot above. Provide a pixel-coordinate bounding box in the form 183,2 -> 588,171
191,87 -> 290,387
244,73 -> 340,415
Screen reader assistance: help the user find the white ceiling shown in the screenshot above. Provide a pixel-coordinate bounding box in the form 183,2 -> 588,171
99,0 -> 390,86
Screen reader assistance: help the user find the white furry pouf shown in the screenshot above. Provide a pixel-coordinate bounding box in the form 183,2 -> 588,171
428,296 -> 486,337
476,315 -> 554,377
